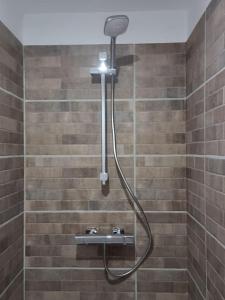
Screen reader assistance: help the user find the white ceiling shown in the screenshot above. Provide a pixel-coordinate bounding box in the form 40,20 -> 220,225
9,0 -> 209,13
0,0 -> 211,44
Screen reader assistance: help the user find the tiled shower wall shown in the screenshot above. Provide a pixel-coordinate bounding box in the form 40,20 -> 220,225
24,44 -> 187,299
187,0 -> 225,299
0,22 -> 24,299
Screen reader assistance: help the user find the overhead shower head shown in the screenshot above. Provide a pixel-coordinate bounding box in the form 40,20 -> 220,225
104,15 -> 129,38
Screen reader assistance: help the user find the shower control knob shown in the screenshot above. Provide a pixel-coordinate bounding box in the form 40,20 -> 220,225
85,227 -> 98,235
112,227 -> 125,235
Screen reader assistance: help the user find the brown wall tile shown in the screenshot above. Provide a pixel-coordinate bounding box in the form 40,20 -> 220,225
24,42 -> 188,299
0,215 -> 23,295
135,44 -> 186,99
187,215 -> 206,297
0,20 -> 24,300
186,87 -> 205,155
25,211 -> 134,268
206,0 -> 225,79
136,100 -> 186,155
0,22 -> 23,98
186,15 -> 205,95
25,268 -> 135,300
136,156 -> 186,211
26,100 -> 133,155
187,156 -> 205,225
0,272 -> 24,300
26,156 -> 133,211
25,44 -> 134,100
137,269 -> 188,299
136,212 -> 187,269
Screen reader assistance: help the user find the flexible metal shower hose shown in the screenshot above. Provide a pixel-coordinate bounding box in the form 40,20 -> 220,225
103,76 -> 152,280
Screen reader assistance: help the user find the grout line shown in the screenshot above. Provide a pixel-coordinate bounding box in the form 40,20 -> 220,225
204,11 -> 208,299
25,98 -> 133,103
0,269 -> 24,299
0,86 -> 24,102
24,266 -> 187,271
133,43 -> 138,300
0,212 -> 24,228
25,98 -> 186,103
25,154 -> 134,158
25,210 -> 187,214
23,45 -> 26,300
24,154 -> 199,158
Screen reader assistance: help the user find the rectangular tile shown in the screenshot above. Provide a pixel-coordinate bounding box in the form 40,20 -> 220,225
188,273 -> 204,300
136,100 -> 186,155
187,215 -> 206,297
0,157 -> 24,225
26,211 -> 134,268
25,268 -> 135,300
136,156 -> 186,211
186,15 -> 205,95
26,100 -> 133,155
206,0 -> 225,79
205,157 -> 225,245
0,272 -> 23,300
0,21 -> 23,97
26,156 -> 133,211
136,212 -> 187,268
135,43 -> 186,99
25,44 -> 134,100
187,156 -> 205,225
137,269 -> 188,299
186,87 -> 205,155
0,215 -> 23,295
0,90 -> 23,155
207,233 -> 225,300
